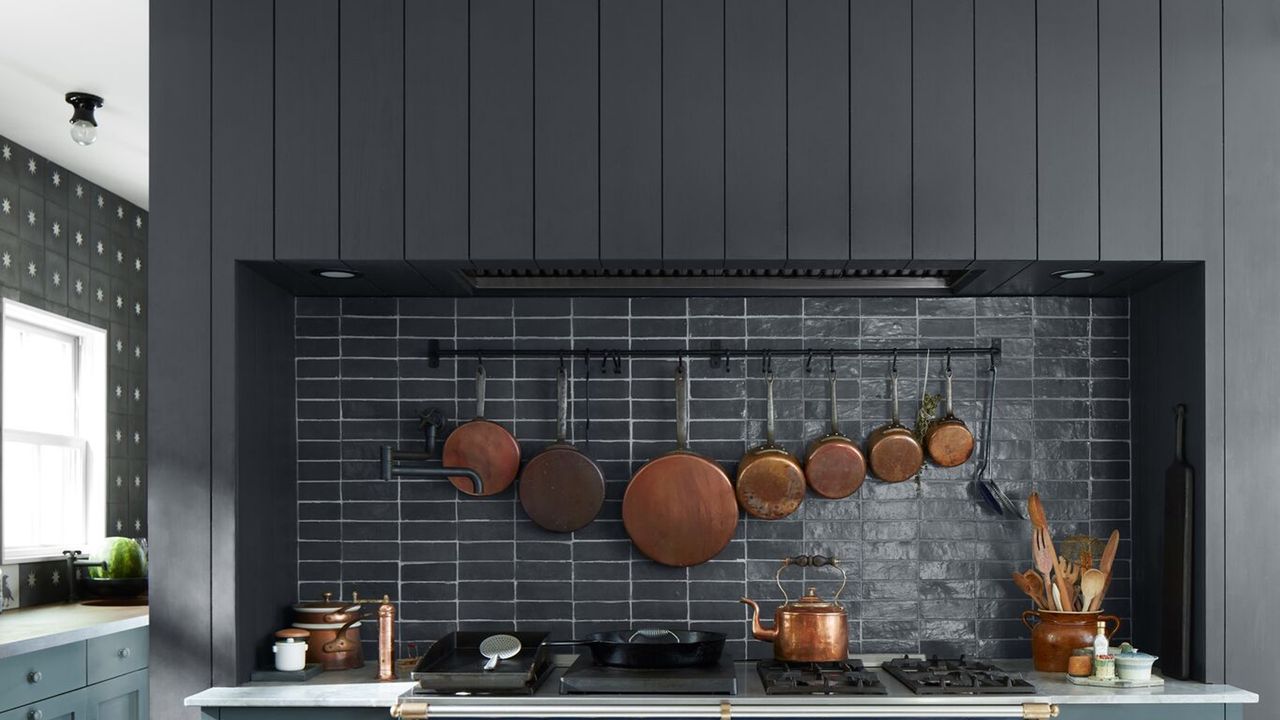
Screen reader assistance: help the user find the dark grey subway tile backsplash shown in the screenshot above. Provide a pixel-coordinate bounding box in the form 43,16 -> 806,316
295,296 -> 1130,661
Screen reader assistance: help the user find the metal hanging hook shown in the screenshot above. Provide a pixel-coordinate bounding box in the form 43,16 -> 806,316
676,353 -> 686,373
724,349 -> 732,373
805,350 -> 815,374
945,348 -> 953,374
559,351 -> 566,372
612,351 -> 623,375
829,350 -> 836,375
476,351 -> 484,372
891,349 -> 899,374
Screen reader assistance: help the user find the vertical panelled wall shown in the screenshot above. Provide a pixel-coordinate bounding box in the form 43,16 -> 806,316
0,136 -> 148,605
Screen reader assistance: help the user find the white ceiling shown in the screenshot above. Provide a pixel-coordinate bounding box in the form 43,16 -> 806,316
0,0 -> 148,208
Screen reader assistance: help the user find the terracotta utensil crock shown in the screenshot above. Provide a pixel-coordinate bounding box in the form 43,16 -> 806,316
1022,609 -> 1121,672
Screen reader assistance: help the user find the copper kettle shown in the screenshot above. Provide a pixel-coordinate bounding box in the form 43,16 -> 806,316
740,555 -> 849,662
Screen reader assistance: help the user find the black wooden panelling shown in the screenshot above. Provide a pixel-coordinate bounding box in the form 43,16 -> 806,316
787,0 -> 849,265
1225,0 -> 1280,705
405,0 -> 469,264
296,295 -> 1132,663
469,0 -> 535,265
599,0 -> 662,267
150,0 -> 210,712
275,0 -> 339,260
534,0 -> 599,266
339,0 -> 405,261
1099,0 -> 1161,261
974,0 -> 1036,261
913,0 -> 975,261
1036,0 -> 1100,261
724,0 -> 786,267
661,0 -> 725,266
211,0 -> 275,687
850,0 -> 912,262
1161,0 -> 1224,262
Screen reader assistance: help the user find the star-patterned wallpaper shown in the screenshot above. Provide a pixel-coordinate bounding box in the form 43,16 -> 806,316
0,134 -> 147,608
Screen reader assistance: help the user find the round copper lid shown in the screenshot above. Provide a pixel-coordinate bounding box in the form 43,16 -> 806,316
275,627 -> 310,641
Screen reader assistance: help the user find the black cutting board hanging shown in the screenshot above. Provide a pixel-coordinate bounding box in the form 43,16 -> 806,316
1160,404 -> 1194,680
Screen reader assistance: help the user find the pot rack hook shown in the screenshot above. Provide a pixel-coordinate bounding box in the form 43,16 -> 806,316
945,347 -> 953,375
829,350 -> 837,375
805,350 -> 815,374
723,348 -> 732,373
476,351 -> 484,372
762,349 -> 774,375
558,351 -> 566,372
676,353 -> 686,373
891,349 -> 899,374
611,351 -> 623,375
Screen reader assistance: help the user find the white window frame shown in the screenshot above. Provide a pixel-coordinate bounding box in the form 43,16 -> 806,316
0,299 -> 107,563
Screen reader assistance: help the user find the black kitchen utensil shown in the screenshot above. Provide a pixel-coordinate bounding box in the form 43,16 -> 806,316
1161,404 -> 1194,680
541,629 -> 726,668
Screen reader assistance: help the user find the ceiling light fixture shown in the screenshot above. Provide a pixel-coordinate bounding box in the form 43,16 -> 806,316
65,92 -> 104,146
1051,269 -> 1100,280
312,268 -> 361,280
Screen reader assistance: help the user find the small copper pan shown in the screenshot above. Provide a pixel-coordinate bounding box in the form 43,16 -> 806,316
736,368 -> 806,519
865,363 -> 923,483
804,364 -> 867,499
519,366 -> 605,532
925,359 -> 975,467
442,365 -> 521,496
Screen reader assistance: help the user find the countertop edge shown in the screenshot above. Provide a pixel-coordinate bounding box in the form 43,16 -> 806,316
184,687 -> 1261,709
0,610 -> 150,660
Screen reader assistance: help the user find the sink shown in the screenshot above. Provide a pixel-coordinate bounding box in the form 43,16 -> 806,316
80,598 -> 149,607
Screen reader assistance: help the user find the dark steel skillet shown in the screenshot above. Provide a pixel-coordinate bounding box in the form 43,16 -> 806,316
541,629 -> 726,668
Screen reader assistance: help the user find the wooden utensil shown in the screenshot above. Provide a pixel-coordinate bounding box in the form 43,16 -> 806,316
1011,570 -> 1045,609
1032,529 -> 1059,609
736,367 -> 807,519
804,363 -> 867,499
442,364 -> 521,496
1059,556 -> 1081,609
924,356 -> 975,467
1024,570 -> 1048,610
866,362 -> 924,483
1161,404 -> 1194,679
622,362 -> 739,567
1027,492 -> 1048,530
1081,569 -> 1106,615
1051,585 -> 1063,613
1090,529 -> 1121,611
518,366 -> 606,532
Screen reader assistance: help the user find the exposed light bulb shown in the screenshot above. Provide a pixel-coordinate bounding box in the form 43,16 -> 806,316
70,119 -> 97,146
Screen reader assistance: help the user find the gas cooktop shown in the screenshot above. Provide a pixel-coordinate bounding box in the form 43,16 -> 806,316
757,659 -> 888,695
881,655 -> 1036,695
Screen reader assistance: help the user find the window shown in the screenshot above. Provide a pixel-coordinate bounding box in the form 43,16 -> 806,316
1,300 -> 106,562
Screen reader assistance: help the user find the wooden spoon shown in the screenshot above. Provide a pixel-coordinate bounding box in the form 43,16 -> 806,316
1023,570 -> 1048,609
1092,529 -> 1121,611
1081,568 -> 1106,613
1027,492 -> 1048,530
1032,529 -> 1058,609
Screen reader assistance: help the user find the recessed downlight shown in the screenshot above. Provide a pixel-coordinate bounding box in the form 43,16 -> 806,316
312,268 -> 361,280
1051,269 -> 1100,280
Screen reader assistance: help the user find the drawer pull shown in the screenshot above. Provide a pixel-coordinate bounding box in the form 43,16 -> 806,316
119,647 -> 131,659
28,709 -> 43,720
26,670 -> 42,684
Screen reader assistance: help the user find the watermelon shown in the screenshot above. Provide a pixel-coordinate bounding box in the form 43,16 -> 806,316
93,537 -> 147,579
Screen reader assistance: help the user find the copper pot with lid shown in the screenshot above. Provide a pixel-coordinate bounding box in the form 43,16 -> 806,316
292,591 -> 363,625
740,555 -> 849,662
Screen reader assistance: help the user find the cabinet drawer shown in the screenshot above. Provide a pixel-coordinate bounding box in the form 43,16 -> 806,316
0,642 -> 87,712
0,687 -> 86,720
85,629 -> 147,686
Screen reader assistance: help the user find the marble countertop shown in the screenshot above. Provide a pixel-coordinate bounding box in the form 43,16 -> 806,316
0,602 -> 149,659
185,658 -> 1258,712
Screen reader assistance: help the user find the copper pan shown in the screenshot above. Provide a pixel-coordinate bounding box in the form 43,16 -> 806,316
519,366 -> 605,532
736,367 -> 806,519
924,356 -> 975,467
622,362 -> 739,567
442,364 -> 521,496
804,362 -> 867,499
865,362 -> 923,483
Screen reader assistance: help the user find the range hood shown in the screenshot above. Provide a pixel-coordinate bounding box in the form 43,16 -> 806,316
462,266 -> 976,295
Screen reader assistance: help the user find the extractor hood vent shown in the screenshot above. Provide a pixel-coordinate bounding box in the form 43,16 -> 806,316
462,266 -> 975,295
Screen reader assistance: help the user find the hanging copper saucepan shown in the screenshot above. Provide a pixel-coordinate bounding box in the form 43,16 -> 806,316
865,356 -> 924,483
735,360 -> 807,520
925,352 -> 975,467
442,362 -> 521,496
804,356 -> 867,499
518,364 -> 606,532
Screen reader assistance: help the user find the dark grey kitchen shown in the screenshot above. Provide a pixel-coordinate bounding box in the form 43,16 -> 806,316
0,0 -> 1275,718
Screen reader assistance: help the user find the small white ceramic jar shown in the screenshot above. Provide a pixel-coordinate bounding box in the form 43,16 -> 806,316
1115,650 -> 1158,681
273,628 -> 310,672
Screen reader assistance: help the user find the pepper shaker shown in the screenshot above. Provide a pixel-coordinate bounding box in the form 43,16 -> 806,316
377,595 -> 396,681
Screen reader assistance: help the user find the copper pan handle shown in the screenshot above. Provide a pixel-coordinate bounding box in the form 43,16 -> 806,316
674,362 -> 689,451
322,618 -> 362,653
775,555 -> 848,602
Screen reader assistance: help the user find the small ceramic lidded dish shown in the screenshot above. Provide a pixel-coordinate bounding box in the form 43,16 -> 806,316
1114,643 -> 1159,681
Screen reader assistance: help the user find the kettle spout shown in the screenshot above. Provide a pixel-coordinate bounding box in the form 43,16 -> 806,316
739,597 -> 777,642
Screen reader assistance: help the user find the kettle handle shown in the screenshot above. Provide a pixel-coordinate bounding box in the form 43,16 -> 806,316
775,555 -> 847,603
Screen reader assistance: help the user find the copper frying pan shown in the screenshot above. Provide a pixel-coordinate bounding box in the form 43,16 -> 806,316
735,368 -> 806,519
622,363 -> 739,567
442,365 -> 521,496
925,358 -> 975,467
519,366 -> 605,532
865,362 -> 924,483
804,363 -> 867,499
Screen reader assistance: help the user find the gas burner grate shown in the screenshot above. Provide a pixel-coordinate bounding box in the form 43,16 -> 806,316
882,655 -> 1036,696
757,660 -> 888,696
